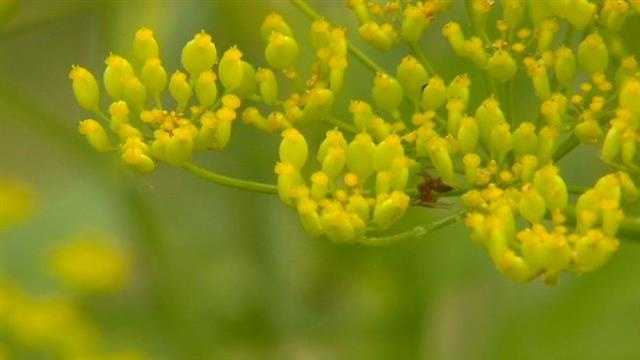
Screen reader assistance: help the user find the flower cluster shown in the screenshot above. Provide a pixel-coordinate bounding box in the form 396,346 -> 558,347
70,0 -> 640,284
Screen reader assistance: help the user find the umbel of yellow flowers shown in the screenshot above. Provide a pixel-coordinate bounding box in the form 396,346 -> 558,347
70,1 -> 640,285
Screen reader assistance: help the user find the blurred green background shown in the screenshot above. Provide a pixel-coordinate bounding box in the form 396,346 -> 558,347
2,1 -> 640,359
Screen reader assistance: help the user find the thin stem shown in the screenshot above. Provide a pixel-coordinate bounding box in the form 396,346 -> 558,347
408,42 -> 435,75
324,116 -> 357,133
407,41 -> 435,74
289,0 -> 387,75
183,162 -> 278,195
359,209 -> 466,246
553,133 -> 580,163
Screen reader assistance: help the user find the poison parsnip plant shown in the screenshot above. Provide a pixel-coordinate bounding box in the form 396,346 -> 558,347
69,0 -> 640,284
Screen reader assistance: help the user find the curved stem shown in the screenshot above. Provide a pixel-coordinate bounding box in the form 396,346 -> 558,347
289,0 -> 387,74
183,162 -> 278,195
360,209 -> 466,246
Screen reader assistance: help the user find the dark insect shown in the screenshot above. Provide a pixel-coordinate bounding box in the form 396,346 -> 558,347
414,171 -> 453,207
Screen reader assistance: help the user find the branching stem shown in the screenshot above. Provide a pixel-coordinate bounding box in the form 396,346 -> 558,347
183,162 -> 278,195
360,209 -> 466,246
289,0 -> 387,74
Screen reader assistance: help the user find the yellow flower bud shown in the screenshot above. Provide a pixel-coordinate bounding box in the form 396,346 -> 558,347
458,116 -> 480,154
374,134 -> 404,171
470,0 -> 493,39
513,122 -> 538,158
617,171 -> 639,203
427,137 -> 455,185
390,157 -> 410,191
265,32 -> 299,70
297,197 -> 324,237
103,54 -> 134,100
141,58 -> 168,96
615,56 -> 638,87
169,71 -> 192,112
518,154 -> 539,182
195,70 -> 218,108
489,123 -> 513,163
347,133 -> 376,182
503,0 -> 525,30
565,0 -> 596,30
601,124 -> 623,163
497,250 -> 533,283
519,185 -> 546,223
181,31 -> 217,76
578,33 -> 609,75
310,171 -> 329,200
69,66 -> 100,112
211,108 -> 235,150
322,209 -> 356,243
540,95 -> 567,127
537,126 -> 558,165
317,129 -> 347,162
322,147 -> 347,179
123,144 -> 156,173
464,37 -> 488,68
401,5 -> 428,43
123,76 -> 147,109
601,0 -> 629,32
219,46 -> 245,90
475,96 -> 506,146
621,130 -> 637,167
256,68 -> 278,105
165,126 -> 194,165
372,73 -> 403,116
396,56 -> 429,104
347,194 -> 371,222
372,191 -> 410,229
78,119 -> 112,152
108,100 -> 129,130
275,162 -> 304,206
487,50 -> 517,82
554,47 -> 576,86
463,153 -> 482,185
533,165 -> 568,211
349,100 -> 374,132
421,76 -> 446,111
302,88 -> 334,123
536,19 -> 559,52
619,78 -> 640,115
575,119 -> 603,144
260,13 -> 293,41
279,128 -> 308,170
526,60 -> 551,100
442,21 -> 465,56
358,21 -> 397,51
447,74 -> 470,109
573,230 -> 619,273
133,27 -> 159,63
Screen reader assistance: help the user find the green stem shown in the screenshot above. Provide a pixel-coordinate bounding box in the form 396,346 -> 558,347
289,0 -> 387,74
553,133 -> 580,162
183,162 -> 278,195
360,209 -> 466,246
324,116 -> 357,133
407,41 -> 435,74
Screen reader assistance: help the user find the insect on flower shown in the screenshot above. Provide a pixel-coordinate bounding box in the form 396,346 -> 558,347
414,171 -> 453,208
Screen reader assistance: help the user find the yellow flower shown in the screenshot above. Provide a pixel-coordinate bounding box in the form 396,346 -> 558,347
48,232 -> 132,293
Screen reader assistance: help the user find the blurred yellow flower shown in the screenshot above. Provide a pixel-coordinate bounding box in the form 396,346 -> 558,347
49,232 -> 132,293
0,178 -> 36,231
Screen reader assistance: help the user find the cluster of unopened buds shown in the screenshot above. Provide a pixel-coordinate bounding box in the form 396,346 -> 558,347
70,0 -> 640,284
